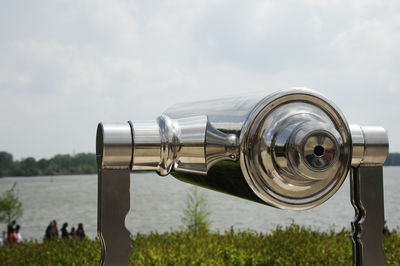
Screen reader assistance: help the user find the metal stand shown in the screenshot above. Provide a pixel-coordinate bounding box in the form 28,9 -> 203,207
98,169 -> 131,266
350,166 -> 386,266
96,123 -> 134,266
349,124 -> 388,266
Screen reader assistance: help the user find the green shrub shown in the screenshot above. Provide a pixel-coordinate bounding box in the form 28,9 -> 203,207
181,187 -> 211,235
0,183 -> 23,224
0,225 -> 399,265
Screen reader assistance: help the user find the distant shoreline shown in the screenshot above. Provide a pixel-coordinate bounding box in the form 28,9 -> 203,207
383,153 -> 400,166
1,151 -> 399,178
0,152 -> 96,177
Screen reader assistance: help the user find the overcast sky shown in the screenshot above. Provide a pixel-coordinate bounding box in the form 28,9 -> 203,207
0,0 -> 399,160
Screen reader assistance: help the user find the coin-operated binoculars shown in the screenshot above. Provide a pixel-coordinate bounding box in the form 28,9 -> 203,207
96,88 -> 388,266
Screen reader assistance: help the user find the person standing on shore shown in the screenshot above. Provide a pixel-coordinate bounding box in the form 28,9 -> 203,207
70,226 -> 75,238
8,228 -> 18,244
61,223 -> 69,239
51,220 -> 59,238
7,220 -> 16,243
45,222 -> 52,240
45,220 -> 59,240
75,223 -> 85,239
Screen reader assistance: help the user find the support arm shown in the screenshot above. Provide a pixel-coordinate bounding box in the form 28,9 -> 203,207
350,125 -> 389,266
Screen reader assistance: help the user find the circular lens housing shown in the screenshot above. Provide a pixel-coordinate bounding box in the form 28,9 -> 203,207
240,88 -> 352,210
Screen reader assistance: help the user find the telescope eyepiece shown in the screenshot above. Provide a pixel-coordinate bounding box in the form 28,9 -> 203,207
240,89 -> 352,210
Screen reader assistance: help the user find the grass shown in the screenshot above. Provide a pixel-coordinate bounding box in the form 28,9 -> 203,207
0,224 -> 399,265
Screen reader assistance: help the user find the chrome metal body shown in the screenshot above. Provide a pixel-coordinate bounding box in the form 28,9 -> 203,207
166,88 -> 352,210
130,115 -> 238,175
96,88 -> 389,265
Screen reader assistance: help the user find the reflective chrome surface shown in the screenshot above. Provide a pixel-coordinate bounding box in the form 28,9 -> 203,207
96,123 -> 133,169
350,124 -> 388,167
167,88 -> 353,210
239,89 -> 352,210
350,124 -> 365,167
131,115 -> 238,176
96,123 -> 132,266
361,126 -> 388,166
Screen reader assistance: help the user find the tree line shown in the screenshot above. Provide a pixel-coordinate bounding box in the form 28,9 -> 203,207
384,153 -> 400,166
0,151 -> 399,177
0,152 -> 97,177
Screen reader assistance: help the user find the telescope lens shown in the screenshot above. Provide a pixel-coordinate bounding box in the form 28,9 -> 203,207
314,145 -> 324,157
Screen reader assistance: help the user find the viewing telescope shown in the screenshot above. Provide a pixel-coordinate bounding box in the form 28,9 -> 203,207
96,88 -> 388,266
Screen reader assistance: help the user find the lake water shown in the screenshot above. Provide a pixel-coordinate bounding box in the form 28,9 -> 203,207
0,167 -> 399,241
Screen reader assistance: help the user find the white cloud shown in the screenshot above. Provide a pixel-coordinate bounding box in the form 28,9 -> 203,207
86,0 -> 138,43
